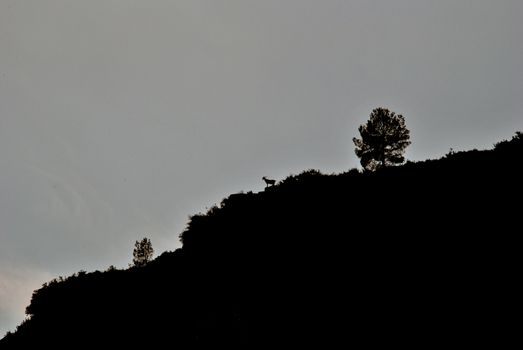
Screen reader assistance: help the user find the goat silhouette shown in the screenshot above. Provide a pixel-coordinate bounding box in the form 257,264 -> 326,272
262,176 -> 276,188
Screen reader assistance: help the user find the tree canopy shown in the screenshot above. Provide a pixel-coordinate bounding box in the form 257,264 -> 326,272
353,108 -> 411,171
132,237 -> 154,267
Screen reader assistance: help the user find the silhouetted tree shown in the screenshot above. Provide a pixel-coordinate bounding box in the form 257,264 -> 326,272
133,237 -> 154,267
353,107 -> 411,171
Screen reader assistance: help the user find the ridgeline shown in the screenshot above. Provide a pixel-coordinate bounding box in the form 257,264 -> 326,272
2,133 -> 521,348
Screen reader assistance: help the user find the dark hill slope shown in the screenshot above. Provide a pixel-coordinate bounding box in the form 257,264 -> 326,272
2,132 -> 522,348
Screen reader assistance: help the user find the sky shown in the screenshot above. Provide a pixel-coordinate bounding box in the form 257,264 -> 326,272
1,0 -> 522,335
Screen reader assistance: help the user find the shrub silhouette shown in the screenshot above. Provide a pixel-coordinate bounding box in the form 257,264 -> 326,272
353,107 -> 411,171
1,132 -> 522,348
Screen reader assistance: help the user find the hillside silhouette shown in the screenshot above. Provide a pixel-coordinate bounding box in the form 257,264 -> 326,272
1,132 -> 521,348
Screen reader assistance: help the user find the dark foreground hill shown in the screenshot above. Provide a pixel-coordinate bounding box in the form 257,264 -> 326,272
2,133 -> 522,348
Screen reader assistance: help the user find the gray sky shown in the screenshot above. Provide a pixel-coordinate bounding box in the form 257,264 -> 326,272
1,0 -> 522,335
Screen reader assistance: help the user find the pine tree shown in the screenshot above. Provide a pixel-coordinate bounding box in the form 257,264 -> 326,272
353,108 -> 411,171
